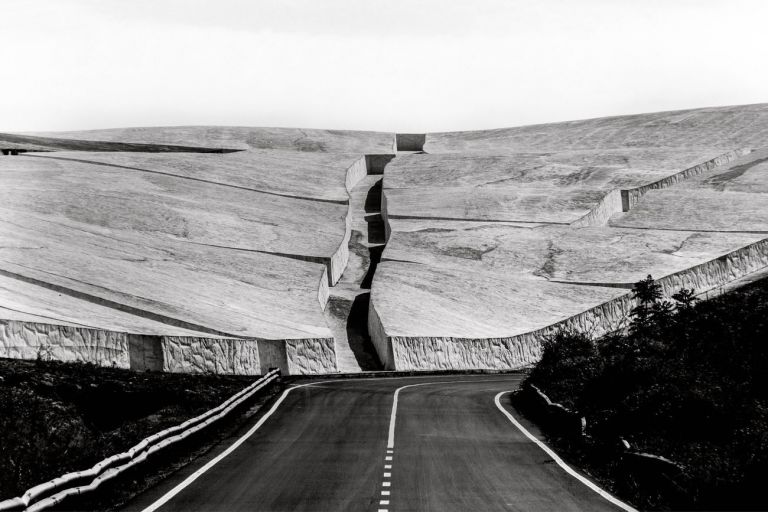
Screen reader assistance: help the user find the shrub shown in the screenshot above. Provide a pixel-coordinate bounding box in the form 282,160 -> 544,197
523,275 -> 768,509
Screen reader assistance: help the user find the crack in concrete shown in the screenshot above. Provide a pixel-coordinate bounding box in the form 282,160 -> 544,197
0,264 -> 242,339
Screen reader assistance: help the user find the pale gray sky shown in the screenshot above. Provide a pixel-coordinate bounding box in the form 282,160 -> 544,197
1,0 -> 766,132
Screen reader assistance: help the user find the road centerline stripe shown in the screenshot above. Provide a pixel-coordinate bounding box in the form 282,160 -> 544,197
380,377 -> 521,511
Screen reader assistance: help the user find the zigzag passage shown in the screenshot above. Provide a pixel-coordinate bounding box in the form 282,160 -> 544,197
0,106 -> 767,374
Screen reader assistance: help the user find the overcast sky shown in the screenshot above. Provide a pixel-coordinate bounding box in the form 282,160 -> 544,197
1,0 -> 766,132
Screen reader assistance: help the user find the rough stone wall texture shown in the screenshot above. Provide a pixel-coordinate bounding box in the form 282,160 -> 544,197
161,336 -> 261,375
369,290 -> 634,371
390,335 -> 543,371
656,238 -> 768,296
256,339 -> 290,374
285,338 -> 338,374
0,320 -> 130,368
372,238 -> 768,371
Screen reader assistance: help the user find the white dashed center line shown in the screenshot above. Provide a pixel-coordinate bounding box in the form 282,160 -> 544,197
379,378 -> 519,512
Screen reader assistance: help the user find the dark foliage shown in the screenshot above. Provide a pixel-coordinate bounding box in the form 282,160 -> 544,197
0,359 -> 252,500
524,276 -> 768,510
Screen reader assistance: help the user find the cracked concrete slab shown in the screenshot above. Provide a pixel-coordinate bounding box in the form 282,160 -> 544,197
2,107 -> 768,374
370,104 -> 768,371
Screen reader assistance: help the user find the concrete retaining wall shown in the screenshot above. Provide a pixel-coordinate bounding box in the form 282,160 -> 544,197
656,238 -> 768,297
0,320 -> 131,368
369,237 -> 768,371
161,336 -> 261,375
163,336 -> 338,375
571,189 -> 623,227
0,319 -> 338,375
285,337 -> 338,374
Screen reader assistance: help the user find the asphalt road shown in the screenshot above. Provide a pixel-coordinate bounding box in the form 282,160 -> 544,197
123,375 -> 631,512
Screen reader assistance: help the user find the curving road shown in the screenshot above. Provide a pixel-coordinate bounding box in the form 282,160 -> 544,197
123,375 -> 633,512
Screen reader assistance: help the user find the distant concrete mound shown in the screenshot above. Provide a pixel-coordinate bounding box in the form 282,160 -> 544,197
1,105 -> 768,374
0,127 -> 395,374
370,104 -> 768,370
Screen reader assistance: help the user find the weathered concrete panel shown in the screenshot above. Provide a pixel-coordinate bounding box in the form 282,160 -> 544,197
285,338 -> 338,374
128,335 -> 163,372
0,320 -> 130,368
161,336 -> 261,375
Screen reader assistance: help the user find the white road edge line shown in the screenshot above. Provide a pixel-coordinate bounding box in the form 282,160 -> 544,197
494,391 -> 638,512
141,379 -> 337,512
142,375 -> 521,512
388,378 -> 520,449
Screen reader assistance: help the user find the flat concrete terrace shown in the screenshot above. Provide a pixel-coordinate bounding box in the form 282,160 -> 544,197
382,148 -> 740,225
423,103 -> 768,154
370,104 -> 768,371
32,150 -> 369,203
0,127 -> 395,374
0,155 -> 352,282
612,148 -> 768,232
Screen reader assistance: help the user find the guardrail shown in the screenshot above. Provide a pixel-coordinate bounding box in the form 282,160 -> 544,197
0,368 -> 281,512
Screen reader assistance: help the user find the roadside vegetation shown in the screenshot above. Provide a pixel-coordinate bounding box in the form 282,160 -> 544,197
517,276 -> 768,510
0,359 -> 256,502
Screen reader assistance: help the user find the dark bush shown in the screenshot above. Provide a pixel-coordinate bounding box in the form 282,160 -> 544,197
0,359 -> 252,500
523,275 -> 768,510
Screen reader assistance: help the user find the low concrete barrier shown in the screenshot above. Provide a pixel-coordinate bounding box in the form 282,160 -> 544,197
0,319 -> 338,375
0,369 -> 280,512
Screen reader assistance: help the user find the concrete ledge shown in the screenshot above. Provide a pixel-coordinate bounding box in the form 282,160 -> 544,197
624,149 -> 750,211
368,236 -> 768,371
571,189 -> 623,227
161,336 -> 261,375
